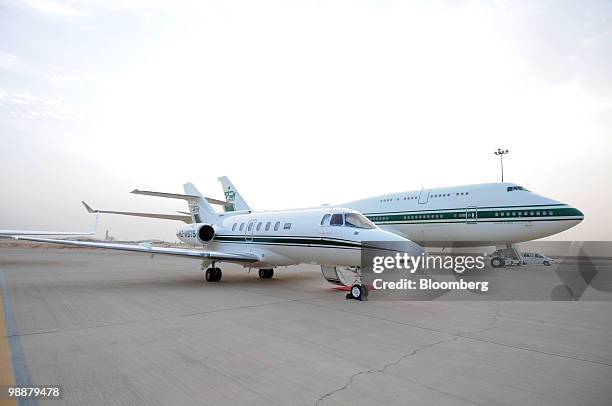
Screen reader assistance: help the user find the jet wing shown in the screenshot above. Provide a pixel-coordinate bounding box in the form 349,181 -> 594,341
82,201 -> 192,223
13,236 -> 260,264
0,230 -> 94,237
1,214 -> 98,237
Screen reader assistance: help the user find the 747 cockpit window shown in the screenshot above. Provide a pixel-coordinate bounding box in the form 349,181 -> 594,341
507,185 -> 529,192
345,213 -> 376,229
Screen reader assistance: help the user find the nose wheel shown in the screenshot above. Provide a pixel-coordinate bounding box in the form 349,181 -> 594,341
258,269 -> 274,279
346,284 -> 368,301
345,267 -> 368,301
205,267 -> 222,282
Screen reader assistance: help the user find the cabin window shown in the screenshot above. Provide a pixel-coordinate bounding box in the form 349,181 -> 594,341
330,213 -> 344,226
283,223 -> 292,230
320,214 -> 331,226
239,223 -> 245,231
265,222 -> 271,231
256,222 -> 262,231
549,211 -> 553,215
247,222 -> 253,231
274,221 -> 280,231
232,223 -> 237,231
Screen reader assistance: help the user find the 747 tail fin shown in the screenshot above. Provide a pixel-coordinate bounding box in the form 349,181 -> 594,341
218,176 -> 251,212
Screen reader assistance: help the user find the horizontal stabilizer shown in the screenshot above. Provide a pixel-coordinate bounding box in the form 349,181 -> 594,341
131,189 -> 200,201
205,197 -> 230,206
131,189 -> 228,206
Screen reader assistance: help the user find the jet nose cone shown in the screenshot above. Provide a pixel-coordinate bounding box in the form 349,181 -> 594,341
373,230 -> 426,256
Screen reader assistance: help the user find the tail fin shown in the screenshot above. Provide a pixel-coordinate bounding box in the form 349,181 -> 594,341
218,176 -> 251,212
183,183 -> 218,224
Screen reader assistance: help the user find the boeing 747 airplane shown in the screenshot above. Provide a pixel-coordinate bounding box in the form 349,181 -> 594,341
217,177 -> 584,267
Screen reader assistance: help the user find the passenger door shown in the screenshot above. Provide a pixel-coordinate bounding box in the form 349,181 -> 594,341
466,207 -> 478,224
245,219 -> 256,242
418,189 -> 430,204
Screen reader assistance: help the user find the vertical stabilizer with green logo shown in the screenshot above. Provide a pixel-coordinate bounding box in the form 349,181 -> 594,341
218,176 -> 251,212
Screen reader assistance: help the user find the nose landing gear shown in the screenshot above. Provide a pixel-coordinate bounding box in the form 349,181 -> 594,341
345,267 -> 368,301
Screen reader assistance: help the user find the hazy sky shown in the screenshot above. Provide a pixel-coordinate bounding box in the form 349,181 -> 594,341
1,0 -> 611,241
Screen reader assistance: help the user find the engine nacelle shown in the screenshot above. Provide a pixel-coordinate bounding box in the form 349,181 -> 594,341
176,223 -> 216,245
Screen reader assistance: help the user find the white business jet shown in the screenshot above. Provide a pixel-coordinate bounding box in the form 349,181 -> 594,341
14,183 -> 420,300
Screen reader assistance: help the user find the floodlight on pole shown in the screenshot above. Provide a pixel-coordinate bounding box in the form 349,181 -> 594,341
494,148 -> 509,182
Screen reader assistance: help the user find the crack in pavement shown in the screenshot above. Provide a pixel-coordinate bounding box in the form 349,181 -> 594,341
313,306 -> 504,406
314,336 -> 458,405
456,306 -> 501,337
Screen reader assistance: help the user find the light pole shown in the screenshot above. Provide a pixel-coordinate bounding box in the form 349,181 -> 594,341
494,148 -> 509,182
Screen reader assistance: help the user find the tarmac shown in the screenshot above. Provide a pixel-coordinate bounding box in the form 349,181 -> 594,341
0,245 -> 611,405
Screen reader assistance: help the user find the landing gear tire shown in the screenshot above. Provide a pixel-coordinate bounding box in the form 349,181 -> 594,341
205,267 -> 222,282
258,269 -> 274,279
491,258 -> 504,268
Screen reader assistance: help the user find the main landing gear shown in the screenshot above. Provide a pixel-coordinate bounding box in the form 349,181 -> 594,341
203,261 -> 222,282
345,267 -> 368,301
258,269 -> 274,279
205,267 -> 222,282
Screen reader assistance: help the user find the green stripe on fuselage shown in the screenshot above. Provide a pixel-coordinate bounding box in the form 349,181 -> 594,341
213,235 -> 362,249
366,206 -> 583,224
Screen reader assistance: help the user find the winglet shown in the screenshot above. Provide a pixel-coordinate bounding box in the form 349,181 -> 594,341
82,201 -> 97,213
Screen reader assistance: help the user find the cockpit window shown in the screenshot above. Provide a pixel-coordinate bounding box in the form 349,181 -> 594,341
507,186 -> 529,192
330,213 -> 344,226
320,214 -> 331,226
345,213 -> 377,229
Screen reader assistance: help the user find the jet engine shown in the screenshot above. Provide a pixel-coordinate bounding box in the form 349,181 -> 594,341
176,223 -> 216,245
